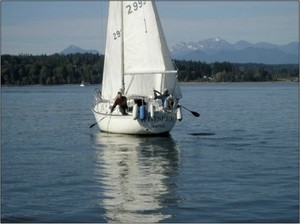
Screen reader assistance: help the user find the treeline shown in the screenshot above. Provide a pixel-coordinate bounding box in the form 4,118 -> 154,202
1,53 -> 298,85
175,60 -> 299,82
1,54 -> 104,85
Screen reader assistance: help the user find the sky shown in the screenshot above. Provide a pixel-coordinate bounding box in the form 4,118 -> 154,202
1,0 -> 299,55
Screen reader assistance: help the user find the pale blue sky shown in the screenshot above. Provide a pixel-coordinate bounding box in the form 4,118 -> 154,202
1,1 -> 299,55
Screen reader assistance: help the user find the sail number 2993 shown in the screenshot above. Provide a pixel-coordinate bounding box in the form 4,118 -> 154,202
126,1 -> 146,15
113,1 -> 146,40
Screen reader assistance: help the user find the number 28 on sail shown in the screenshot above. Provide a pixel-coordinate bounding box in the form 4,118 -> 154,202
92,0 -> 183,135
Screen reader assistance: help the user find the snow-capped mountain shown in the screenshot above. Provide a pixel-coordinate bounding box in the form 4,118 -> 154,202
60,45 -> 100,55
170,38 -> 298,64
171,37 -> 231,54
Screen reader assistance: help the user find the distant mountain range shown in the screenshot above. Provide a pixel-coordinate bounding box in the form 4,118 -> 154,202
60,38 -> 298,64
60,45 -> 100,55
170,38 -> 298,64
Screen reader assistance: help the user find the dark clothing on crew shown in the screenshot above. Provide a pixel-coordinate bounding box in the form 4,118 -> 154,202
154,89 -> 169,100
111,95 -> 128,115
154,89 -> 170,107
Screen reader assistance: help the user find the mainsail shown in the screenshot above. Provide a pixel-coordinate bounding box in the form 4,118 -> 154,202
101,1 -> 182,100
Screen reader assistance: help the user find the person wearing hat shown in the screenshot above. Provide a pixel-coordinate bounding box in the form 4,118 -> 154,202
110,91 -> 128,115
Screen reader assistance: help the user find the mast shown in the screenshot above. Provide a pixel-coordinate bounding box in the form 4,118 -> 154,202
121,1 -> 125,93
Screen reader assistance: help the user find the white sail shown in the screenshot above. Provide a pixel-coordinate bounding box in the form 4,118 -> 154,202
101,1 -> 123,100
101,1 -> 182,100
93,0 -> 183,135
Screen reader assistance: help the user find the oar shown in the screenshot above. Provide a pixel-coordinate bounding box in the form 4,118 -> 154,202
180,105 -> 200,117
89,115 -> 108,128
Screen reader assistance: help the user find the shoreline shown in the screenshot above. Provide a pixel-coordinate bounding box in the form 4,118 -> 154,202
1,80 -> 298,88
180,79 -> 299,85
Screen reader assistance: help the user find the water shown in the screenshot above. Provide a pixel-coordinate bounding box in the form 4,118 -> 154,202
1,83 -> 299,222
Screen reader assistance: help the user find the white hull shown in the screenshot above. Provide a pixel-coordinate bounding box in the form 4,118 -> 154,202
92,103 -> 177,135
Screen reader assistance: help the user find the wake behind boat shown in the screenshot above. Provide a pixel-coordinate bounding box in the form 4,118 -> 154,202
92,1 -> 183,135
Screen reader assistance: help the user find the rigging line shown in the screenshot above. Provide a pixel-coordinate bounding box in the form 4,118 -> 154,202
107,114 -> 112,133
125,74 -> 135,95
144,18 -> 148,33
121,1 -> 125,93
172,60 -> 179,72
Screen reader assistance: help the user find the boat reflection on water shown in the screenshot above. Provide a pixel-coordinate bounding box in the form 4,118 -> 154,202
93,133 -> 181,222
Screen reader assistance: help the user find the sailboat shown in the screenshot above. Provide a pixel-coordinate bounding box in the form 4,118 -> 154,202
80,81 -> 85,87
92,0 -> 182,135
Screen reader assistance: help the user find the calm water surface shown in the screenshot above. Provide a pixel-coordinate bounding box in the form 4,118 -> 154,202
1,82 -> 299,222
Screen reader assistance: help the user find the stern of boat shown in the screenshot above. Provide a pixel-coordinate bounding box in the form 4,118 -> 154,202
92,89 -> 182,135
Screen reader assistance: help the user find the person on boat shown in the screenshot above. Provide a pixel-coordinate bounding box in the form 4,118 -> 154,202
154,88 -> 170,107
154,88 -> 169,99
164,94 -> 175,110
110,91 -> 128,115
